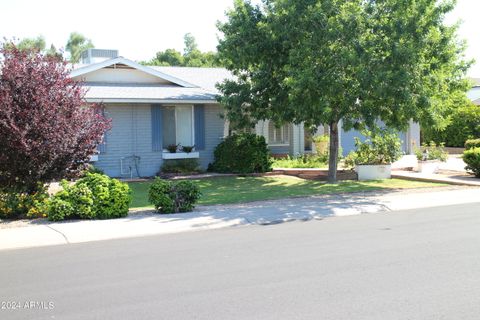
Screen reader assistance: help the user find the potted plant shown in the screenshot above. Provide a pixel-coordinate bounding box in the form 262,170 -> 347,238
166,144 -> 179,153
344,129 -> 403,181
312,134 -> 329,155
414,142 -> 448,174
181,145 -> 195,153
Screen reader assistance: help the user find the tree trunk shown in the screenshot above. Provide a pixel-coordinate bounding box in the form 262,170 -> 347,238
327,121 -> 339,184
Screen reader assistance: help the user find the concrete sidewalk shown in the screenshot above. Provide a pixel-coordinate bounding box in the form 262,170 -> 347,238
392,155 -> 480,187
1,186 -> 480,251
393,171 -> 480,186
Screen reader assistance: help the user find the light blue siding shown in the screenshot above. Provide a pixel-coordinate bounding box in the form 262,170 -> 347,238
198,105 -> 225,168
340,128 -> 367,156
95,103 -> 225,177
95,104 -> 164,177
341,127 -> 408,156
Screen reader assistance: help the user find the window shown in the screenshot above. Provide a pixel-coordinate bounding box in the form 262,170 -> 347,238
268,122 -> 290,145
162,106 -> 194,148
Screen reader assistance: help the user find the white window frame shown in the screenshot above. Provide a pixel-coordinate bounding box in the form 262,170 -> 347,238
266,121 -> 290,146
162,104 -> 195,151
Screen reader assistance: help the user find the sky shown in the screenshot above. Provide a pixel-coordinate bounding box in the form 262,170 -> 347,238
1,0 -> 479,76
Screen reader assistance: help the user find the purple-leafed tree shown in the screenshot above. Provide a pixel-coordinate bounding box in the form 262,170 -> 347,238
0,43 -> 111,194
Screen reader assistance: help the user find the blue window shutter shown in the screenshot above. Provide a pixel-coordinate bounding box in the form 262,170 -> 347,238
151,104 -> 163,152
194,105 -> 205,150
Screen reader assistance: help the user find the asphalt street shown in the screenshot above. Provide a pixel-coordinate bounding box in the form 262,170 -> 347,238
1,202 -> 480,320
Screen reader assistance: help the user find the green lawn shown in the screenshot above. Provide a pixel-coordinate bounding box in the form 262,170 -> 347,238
128,176 -> 445,209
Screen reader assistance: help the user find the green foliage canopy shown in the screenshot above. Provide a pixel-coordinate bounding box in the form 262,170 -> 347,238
14,36 -> 63,59
66,32 -> 94,63
423,103 -> 480,147
17,36 -> 46,52
144,33 -> 221,67
216,0 -> 470,182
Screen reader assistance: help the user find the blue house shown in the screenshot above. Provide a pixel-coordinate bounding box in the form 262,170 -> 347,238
71,49 -> 420,178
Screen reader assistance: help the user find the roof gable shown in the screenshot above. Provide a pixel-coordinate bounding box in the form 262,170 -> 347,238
70,57 -> 197,88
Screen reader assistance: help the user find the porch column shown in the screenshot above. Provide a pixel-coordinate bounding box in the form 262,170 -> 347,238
299,122 -> 305,154
223,119 -> 230,138
255,120 -> 267,138
407,120 -> 421,154
289,123 -> 304,156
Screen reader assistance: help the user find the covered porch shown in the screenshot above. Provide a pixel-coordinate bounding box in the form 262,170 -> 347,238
250,120 -> 421,158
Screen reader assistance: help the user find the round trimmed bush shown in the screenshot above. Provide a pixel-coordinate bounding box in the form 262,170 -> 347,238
75,173 -> 131,219
210,133 -> 272,173
47,173 -> 131,221
148,179 -> 174,213
148,178 -> 201,214
463,147 -> 480,178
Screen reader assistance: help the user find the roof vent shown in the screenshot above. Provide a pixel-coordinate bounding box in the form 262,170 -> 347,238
80,49 -> 119,64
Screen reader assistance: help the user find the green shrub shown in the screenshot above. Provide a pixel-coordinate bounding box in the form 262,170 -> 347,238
47,173 -> 131,221
47,197 -> 74,221
69,183 -> 95,219
346,129 -> 403,166
160,159 -> 201,174
148,178 -> 201,214
84,164 -> 104,175
414,141 -> 448,161
210,133 -> 272,173
463,147 -> 480,178
148,179 -> 173,212
77,173 -> 131,219
181,145 -> 195,153
423,103 -> 480,147
465,139 -> 480,150
166,144 -> 179,153
343,152 -> 358,169
312,134 -> 329,144
272,154 -> 328,168
0,188 -> 49,219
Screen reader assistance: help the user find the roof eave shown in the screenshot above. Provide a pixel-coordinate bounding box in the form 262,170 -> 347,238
84,98 -> 220,104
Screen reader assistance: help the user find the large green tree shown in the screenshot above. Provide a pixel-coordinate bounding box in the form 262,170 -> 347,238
217,0 -> 470,182
17,36 -> 46,52
14,36 -> 63,59
145,33 -> 221,67
66,32 -> 94,63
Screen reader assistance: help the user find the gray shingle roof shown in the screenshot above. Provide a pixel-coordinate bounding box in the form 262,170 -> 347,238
83,82 -> 216,102
150,66 -> 234,93
76,58 -> 235,102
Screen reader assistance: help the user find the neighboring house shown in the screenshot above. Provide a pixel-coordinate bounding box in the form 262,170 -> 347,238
71,49 -> 420,178
468,78 -> 480,105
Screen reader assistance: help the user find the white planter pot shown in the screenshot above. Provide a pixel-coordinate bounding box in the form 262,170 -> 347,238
356,164 -> 392,181
417,160 -> 440,174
